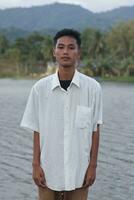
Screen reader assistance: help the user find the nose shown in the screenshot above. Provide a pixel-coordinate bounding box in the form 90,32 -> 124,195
63,47 -> 68,54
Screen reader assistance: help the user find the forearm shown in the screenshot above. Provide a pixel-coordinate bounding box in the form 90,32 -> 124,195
32,131 -> 41,166
89,125 -> 100,168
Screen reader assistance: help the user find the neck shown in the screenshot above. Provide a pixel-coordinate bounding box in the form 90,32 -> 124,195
58,66 -> 75,80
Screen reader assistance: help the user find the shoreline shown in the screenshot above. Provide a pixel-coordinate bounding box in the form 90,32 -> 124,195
0,74 -> 134,83
101,76 -> 134,83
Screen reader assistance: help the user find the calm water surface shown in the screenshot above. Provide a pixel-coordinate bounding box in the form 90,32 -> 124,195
0,79 -> 134,200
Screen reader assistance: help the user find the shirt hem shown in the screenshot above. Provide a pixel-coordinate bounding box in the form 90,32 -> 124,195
20,123 -> 39,133
45,183 -> 83,191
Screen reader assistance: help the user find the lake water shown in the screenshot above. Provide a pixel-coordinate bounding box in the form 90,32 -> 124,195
0,79 -> 134,200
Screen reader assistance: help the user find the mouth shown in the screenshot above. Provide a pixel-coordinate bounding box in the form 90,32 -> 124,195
61,57 -> 70,60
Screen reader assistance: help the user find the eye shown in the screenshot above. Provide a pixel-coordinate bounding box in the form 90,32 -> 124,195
57,45 -> 64,49
70,47 -> 75,49
69,46 -> 75,50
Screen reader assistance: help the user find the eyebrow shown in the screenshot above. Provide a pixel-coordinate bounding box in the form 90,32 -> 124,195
57,43 -> 76,46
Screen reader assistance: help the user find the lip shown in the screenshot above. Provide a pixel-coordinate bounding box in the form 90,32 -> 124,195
61,57 -> 70,60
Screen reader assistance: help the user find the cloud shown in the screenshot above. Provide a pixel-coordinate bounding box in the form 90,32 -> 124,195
0,0 -> 134,12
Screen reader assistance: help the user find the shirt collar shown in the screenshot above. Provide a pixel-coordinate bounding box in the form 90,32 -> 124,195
51,70 -> 61,90
71,69 -> 80,88
51,69 -> 80,90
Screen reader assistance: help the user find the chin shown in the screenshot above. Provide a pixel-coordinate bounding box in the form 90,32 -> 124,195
60,62 -> 74,68
62,65 -> 72,68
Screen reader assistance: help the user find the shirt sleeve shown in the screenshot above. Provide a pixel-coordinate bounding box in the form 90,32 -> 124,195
92,83 -> 103,132
20,85 -> 39,132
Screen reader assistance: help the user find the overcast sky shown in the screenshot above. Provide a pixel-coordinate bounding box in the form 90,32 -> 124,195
0,0 -> 134,12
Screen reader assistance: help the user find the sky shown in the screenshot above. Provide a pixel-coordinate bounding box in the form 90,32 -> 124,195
0,0 -> 134,12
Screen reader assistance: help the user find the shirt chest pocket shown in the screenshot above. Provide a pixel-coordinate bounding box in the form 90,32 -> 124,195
75,105 -> 92,129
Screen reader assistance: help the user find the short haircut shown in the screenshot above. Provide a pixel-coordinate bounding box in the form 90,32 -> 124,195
53,28 -> 81,48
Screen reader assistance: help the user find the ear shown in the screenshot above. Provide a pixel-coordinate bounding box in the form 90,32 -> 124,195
53,48 -> 56,57
78,49 -> 81,59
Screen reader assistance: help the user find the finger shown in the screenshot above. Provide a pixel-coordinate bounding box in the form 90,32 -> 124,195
41,173 -> 46,183
39,180 -> 47,188
39,175 -> 47,186
84,179 -> 93,187
82,181 -> 89,188
40,171 -> 46,184
33,176 -> 44,187
39,183 -> 46,188
82,179 -> 86,187
33,173 -> 40,186
34,178 -> 40,187
87,179 -> 95,186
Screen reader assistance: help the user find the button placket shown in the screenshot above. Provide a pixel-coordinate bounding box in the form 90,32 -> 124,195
63,91 -> 71,187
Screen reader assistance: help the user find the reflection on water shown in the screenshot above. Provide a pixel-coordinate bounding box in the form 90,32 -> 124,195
0,79 -> 134,200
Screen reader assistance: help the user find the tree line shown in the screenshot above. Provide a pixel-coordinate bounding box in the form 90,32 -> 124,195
0,21 -> 134,78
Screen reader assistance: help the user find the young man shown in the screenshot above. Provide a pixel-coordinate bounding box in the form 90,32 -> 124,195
20,29 -> 102,200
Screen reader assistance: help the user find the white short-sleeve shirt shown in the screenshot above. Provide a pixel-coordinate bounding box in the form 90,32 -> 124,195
20,70 -> 102,191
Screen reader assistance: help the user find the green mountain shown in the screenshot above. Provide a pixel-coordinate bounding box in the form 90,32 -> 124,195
0,2 -> 134,38
0,3 -> 93,31
97,6 -> 134,29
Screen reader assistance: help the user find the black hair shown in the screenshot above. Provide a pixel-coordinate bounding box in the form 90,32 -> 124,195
53,28 -> 81,48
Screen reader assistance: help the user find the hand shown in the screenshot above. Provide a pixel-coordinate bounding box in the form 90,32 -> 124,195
32,164 -> 46,188
82,165 -> 96,188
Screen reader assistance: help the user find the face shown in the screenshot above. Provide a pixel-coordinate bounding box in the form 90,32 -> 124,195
53,36 -> 80,68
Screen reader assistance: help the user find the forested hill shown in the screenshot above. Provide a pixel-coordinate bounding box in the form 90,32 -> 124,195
0,3 -> 93,31
0,3 -> 134,33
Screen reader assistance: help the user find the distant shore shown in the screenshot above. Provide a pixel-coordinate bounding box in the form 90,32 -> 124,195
0,74 -> 134,83
101,76 -> 134,83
